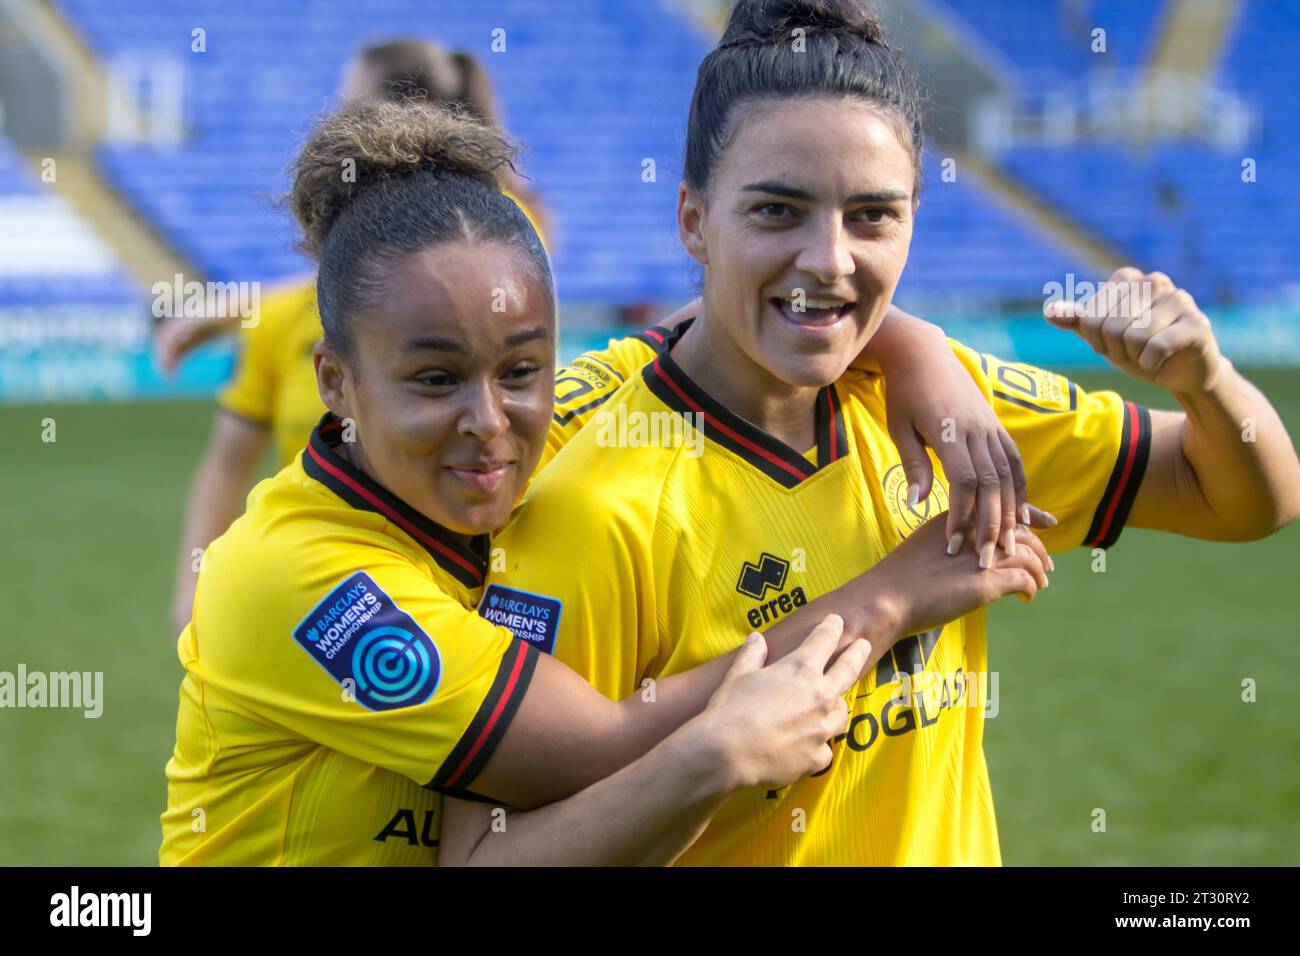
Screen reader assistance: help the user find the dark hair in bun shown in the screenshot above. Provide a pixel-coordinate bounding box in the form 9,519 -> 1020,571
721,0 -> 886,44
685,0 -> 922,195
288,99 -> 549,357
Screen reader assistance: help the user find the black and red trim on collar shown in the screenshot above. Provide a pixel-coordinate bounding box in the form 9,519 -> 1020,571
629,324 -> 674,350
301,413 -> 488,589
1084,401 -> 1152,550
641,326 -> 850,488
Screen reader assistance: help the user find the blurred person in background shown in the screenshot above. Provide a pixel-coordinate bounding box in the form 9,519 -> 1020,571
165,39 -> 547,636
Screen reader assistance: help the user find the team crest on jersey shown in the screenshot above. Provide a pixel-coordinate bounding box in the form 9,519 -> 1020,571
478,585 -> 562,655
882,464 -> 949,538
293,572 -> 441,711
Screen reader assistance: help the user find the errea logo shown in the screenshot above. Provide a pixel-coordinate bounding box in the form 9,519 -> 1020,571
737,553 -> 807,629
736,552 -> 789,599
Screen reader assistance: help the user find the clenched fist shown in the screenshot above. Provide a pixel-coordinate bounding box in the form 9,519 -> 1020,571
1044,268 -> 1226,395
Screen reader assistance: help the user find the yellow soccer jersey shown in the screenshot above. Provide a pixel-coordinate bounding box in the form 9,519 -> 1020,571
482,321 -> 1152,865
542,326 -> 663,470
161,414 -> 539,866
218,278 -> 324,469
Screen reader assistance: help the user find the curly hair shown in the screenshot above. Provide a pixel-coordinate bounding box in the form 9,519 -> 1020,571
288,99 -> 550,357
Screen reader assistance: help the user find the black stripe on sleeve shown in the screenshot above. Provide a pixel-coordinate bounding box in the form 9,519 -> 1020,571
426,640 -> 539,794
1084,403 -> 1152,550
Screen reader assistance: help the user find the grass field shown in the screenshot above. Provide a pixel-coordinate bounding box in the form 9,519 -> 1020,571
1,369 -> 1297,866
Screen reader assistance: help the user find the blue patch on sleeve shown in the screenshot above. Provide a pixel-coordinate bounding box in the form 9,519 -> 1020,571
293,571 -> 441,711
478,585 -> 562,655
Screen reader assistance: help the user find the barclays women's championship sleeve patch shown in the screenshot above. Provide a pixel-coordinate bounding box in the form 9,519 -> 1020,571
293,571 -> 441,711
478,585 -> 561,655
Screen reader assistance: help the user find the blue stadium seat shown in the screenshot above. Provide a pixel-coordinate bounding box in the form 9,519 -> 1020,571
942,0 -> 1299,304
0,136 -> 141,308
57,0 -> 1293,309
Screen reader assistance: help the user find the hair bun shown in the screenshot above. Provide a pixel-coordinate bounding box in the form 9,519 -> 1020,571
290,99 -> 518,258
721,0 -> 886,48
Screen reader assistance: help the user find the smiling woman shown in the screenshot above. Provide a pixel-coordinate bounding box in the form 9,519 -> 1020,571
164,40 -> 554,641
314,241 -> 554,533
676,96 -> 918,414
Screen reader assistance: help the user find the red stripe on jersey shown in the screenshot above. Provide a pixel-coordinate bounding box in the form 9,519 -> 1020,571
1090,401 -> 1141,546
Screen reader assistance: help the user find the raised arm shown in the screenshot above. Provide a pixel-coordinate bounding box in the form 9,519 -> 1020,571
1046,268 -> 1300,540
170,411 -> 268,636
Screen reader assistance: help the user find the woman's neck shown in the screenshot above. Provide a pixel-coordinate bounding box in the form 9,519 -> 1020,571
670,300 -> 821,451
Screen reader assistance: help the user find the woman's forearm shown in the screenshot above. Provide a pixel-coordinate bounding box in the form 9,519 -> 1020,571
447,616 -> 874,866
451,717 -> 735,866
470,513 -> 1044,815
612,573 -> 898,756
171,461 -> 249,632
171,414 -> 267,634
472,570 -> 898,812
1173,360 -> 1300,538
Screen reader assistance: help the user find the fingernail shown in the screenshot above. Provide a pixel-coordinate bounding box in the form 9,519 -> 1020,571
1047,557 -> 1055,572
1020,504 -> 1030,524
1045,512 -> 1059,526
1043,576 -> 1050,588
1003,529 -> 1015,554
907,483 -> 920,508
979,542 -> 995,569
947,533 -> 963,556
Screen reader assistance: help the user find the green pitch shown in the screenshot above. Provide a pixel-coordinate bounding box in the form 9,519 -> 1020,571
1,370 -> 1296,866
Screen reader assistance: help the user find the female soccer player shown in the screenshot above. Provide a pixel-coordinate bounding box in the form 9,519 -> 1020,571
160,99 -> 1053,866
165,39 -> 549,636
471,0 -> 1300,866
